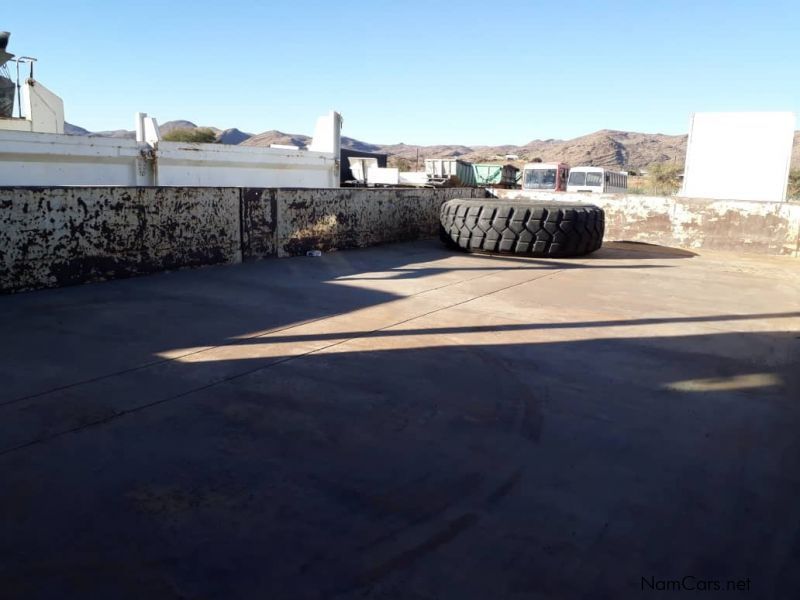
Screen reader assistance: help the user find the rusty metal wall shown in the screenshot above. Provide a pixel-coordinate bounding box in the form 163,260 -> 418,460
239,187 -> 486,260
4,185 -> 797,295
0,187 -> 242,293
490,190 -> 800,257
2,186 -> 482,293
240,188 -> 277,261
266,187 -> 486,258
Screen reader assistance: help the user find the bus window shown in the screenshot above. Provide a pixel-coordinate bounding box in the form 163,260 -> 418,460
585,172 -> 602,186
524,169 -> 557,189
568,171 -> 586,186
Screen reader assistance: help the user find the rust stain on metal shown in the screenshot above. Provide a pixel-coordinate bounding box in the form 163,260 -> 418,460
1,187 -> 240,293
8,185 -> 795,295
490,189 -> 800,256
275,188 -> 484,257
240,188 -> 277,261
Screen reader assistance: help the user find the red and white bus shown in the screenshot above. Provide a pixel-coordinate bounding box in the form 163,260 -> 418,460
521,162 -> 569,192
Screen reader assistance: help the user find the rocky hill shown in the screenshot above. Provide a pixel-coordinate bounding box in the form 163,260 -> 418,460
240,130 -> 308,148
158,120 -> 198,136
239,132 -> 380,153
63,123 -> 90,136
64,121 -> 800,171
217,128 -> 251,145
64,120 -> 255,144
241,128 -> 798,171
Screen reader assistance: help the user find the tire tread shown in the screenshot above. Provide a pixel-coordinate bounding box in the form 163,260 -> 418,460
440,198 -> 605,257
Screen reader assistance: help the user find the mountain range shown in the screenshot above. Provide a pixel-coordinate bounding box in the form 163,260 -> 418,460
64,121 -> 800,171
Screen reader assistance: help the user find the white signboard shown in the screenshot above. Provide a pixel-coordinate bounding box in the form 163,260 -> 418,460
681,112 -> 795,202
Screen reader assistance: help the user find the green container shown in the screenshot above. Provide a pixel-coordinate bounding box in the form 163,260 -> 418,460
472,163 -> 519,187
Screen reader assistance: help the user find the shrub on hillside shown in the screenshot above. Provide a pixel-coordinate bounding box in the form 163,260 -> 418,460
646,162 -> 682,195
389,157 -> 414,171
788,169 -> 800,200
162,127 -> 217,143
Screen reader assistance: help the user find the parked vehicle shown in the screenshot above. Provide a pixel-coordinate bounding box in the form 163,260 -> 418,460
521,162 -> 569,191
425,158 -> 477,187
472,163 -> 519,188
567,166 -> 628,193
341,149 -> 387,186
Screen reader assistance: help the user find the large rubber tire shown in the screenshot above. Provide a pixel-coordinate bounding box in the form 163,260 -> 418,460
439,198 -> 604,257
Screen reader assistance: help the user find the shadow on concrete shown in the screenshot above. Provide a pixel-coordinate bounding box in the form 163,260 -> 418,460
337,261 -> 674,281
594,241 -> 699,259
352,241 -> 698,281
0,242 -> 686,406
213,311 -> 800,346
0,240 -> 798,599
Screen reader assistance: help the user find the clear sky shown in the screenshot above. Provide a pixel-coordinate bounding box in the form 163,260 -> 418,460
5,0 -> 798,145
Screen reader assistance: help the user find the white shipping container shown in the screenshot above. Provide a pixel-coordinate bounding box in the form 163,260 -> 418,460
680,112 -> 795,202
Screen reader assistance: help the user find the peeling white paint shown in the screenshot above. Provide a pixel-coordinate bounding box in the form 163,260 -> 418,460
490,190 -> 800,256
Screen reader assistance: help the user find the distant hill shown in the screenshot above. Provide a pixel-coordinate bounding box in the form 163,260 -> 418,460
158,120 -> 199,136
63,123 -> 90,136
217,128 -> 252,145
64,121 -> 800,171
240,130 -> 310,148
239,132 -> 381,152
340,136 -> 382,153
64,120 -> 254,145
365,130 -> 689,170
90,128 -> 136,140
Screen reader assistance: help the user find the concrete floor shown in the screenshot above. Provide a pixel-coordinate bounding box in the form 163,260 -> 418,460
1,240 -> 799,599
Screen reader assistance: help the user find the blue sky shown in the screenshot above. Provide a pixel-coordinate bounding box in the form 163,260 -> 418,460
5,0 -> 798,145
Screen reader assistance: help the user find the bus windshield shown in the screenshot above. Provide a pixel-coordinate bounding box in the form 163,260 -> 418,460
524,168 -> 557,189
568,171 -> 586,186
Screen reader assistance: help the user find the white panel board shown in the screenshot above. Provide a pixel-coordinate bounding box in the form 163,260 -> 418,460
154,142 -> 338,187
0,111 -> 341,188
681,112 -> 795,202
398,171 -> 429,186
367,167 -> 399,185
0,130 -> 150,185
0,130 -> 339,188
